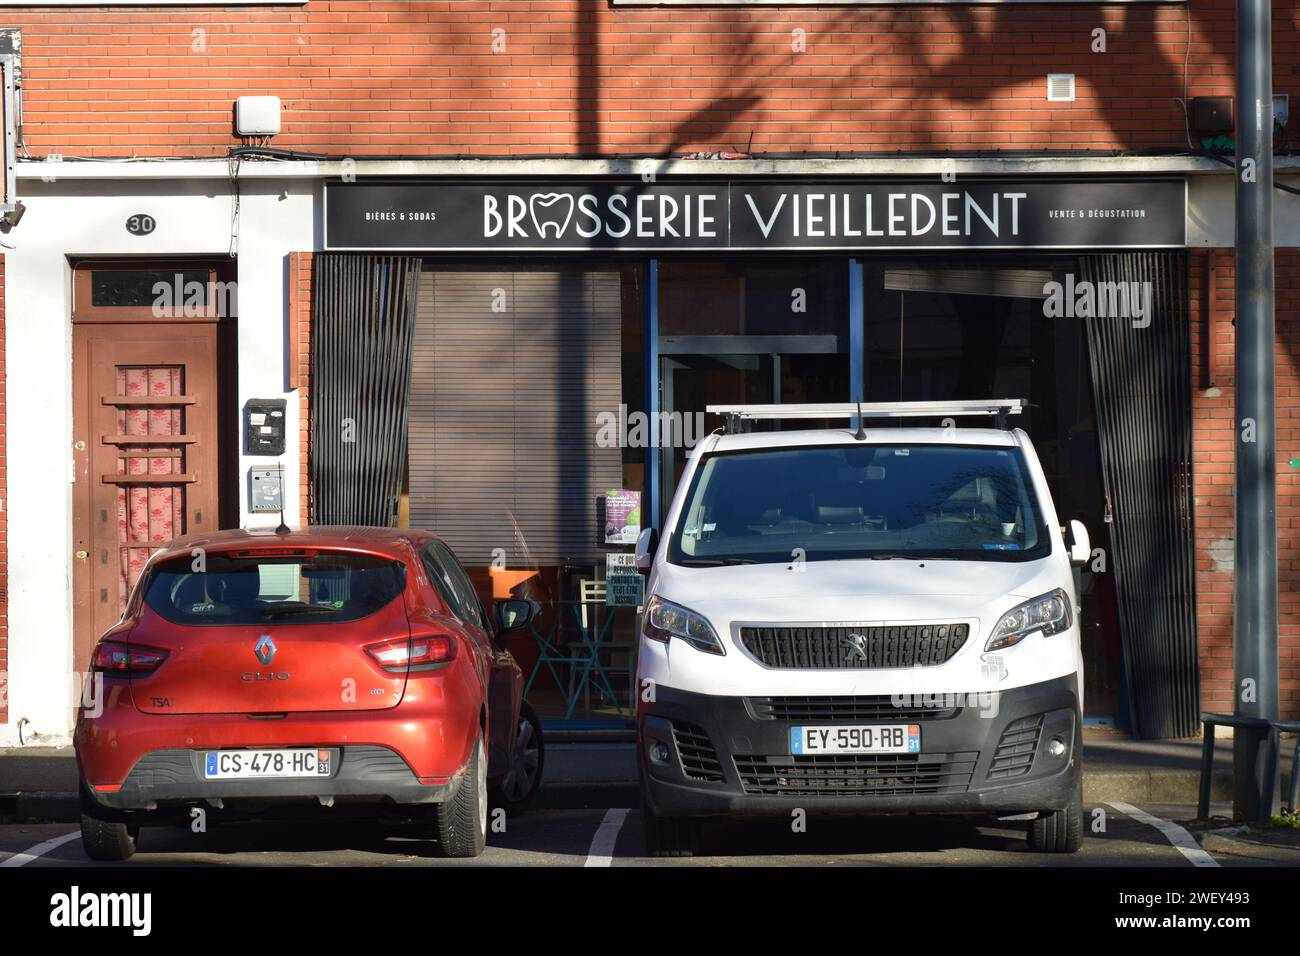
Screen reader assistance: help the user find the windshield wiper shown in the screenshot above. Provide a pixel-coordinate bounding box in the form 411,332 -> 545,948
679,557 -> 758,566
866,554 -> 930,561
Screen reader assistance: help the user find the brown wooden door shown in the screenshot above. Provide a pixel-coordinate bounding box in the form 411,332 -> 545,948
72,324 -> 220,672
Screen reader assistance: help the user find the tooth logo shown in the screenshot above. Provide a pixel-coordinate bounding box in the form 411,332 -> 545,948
529,192 -> 574,238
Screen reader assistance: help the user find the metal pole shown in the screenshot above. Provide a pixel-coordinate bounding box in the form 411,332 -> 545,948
1232,0 -> 1279,823
848,258 -> 864,428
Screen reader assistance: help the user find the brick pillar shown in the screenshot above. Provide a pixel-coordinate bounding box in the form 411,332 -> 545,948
289,252 -> 314,525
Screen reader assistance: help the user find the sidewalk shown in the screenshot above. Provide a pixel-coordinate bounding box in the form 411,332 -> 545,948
1,728 -> 1291,824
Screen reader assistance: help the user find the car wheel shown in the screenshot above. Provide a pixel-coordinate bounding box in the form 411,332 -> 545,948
640,793 -> 700,858
79,786 -> 138,862
490,701 -> 544,813
1027,768 -> 1083,853
435,733 -> 487,858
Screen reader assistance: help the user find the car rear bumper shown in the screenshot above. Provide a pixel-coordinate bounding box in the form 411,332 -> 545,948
83,745 -> 458,813
74,677 -> 481,807
639,673 -> 1080,818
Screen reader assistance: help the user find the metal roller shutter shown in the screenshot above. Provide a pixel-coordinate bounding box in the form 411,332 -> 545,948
408,269 -> 623,567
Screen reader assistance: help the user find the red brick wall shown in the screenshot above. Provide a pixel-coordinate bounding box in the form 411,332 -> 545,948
289,251 -> 313,524
10,1 -> 1298,157
1190,249 -> 1300,720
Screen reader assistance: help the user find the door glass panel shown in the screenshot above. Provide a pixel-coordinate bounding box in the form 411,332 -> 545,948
92,270 -> 209,308
659,259 -> 847,336
663,354 -> 774,494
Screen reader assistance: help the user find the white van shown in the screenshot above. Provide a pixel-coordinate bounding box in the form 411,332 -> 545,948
634,400 -> 1090,857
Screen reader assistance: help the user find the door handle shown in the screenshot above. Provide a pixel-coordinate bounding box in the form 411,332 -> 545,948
75,550 -> 89,560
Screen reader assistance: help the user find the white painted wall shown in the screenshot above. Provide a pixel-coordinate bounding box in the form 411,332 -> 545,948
1,173 -> 316,745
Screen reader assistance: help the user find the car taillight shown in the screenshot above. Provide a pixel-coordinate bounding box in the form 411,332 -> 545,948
92,641 -> 169,675
365,634 -> 456,673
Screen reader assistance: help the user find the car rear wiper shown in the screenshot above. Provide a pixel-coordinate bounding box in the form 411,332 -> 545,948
866,554 -> 929,560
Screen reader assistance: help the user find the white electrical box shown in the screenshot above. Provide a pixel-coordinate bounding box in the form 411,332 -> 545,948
235,96 -> 281,136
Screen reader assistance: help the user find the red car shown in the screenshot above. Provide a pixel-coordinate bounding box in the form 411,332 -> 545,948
74,526 -> 544,861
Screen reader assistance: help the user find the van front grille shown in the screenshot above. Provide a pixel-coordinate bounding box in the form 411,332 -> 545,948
734,751 -> 977,797
748,695 -> 959,721
739,624 -> 969,669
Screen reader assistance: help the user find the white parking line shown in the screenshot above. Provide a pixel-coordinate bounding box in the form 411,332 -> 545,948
1106,801 -> 1219,867
0,830 -> 80,868
584,808 -> 630,867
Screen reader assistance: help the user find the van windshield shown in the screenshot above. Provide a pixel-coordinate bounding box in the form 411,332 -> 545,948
668,443 -> 1050,566
143,550 -> 407,626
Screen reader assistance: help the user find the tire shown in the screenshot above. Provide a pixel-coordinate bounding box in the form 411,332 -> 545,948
79,786 -> 138,862
435,734 -> 488,858
640,793 -> 701,858
1027,767 -> 1084,854
490,701 -> 544,813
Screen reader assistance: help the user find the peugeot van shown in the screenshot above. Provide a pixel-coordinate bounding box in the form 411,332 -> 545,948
634,401 -> 1090,857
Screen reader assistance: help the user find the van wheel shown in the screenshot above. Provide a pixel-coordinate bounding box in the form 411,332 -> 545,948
1027,771 -> 1083,853
490,701 -> 544,813
79,788 -> 138,862
641,796 -> 700,858
435,734 -> 487,858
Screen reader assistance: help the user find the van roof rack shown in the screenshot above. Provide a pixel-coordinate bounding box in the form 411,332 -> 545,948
707,399 -> 1026,434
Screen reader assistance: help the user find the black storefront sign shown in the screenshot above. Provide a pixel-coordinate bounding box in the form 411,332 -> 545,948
324,178 -> 1186,252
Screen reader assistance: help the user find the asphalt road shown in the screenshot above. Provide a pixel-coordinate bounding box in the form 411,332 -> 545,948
2,800 -> 1293,868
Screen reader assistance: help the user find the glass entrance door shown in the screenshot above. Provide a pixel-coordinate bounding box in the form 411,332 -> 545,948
661,353 -> 774,498
654,258 -> 853,519
659,347 -> 849,517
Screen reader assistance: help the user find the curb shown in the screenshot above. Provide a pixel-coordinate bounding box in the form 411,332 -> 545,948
1083,769 -> 1233,805
2,792 -> 80,825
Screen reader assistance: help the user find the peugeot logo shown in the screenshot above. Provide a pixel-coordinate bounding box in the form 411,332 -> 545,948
254,635 -> 277,666
841,633 -> 869,662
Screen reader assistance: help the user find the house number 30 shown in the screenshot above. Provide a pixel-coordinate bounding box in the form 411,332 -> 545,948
125,214 -> 156,236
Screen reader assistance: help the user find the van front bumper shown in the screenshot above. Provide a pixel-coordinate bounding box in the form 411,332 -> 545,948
638,674 -> 1080,818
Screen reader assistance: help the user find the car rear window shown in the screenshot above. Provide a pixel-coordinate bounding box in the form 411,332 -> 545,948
142,550 -> 407,626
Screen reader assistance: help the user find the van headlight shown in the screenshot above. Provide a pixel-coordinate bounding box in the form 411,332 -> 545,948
985,588 -> 1073,651
642,597 -> 725,656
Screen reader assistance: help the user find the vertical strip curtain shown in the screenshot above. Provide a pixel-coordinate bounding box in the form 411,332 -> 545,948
1081,252 -> 1199,738
311,254 -> 421,526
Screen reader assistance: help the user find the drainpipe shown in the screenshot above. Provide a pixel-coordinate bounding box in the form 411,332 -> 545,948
1232,0 -> 1279,823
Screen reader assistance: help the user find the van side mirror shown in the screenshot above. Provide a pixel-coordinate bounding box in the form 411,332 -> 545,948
1067,520 -> 1091,567
493,599 -> 538,647
635,527 -> 659,575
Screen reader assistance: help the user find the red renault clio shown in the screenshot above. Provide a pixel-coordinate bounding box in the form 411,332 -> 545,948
74,526 -> 543,861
